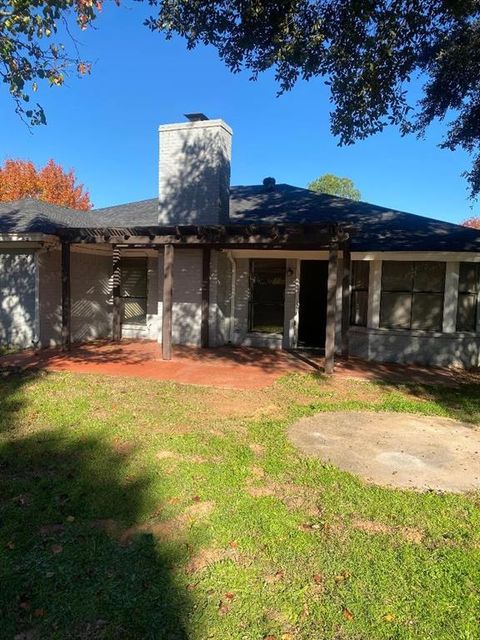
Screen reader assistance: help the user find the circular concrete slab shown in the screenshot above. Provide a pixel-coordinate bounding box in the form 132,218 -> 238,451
288,412 -> 480,492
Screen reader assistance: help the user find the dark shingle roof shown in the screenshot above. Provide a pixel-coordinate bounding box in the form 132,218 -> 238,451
229,184 -> 480,252
1,186 -> 480,252
92,199 -> 159,227
0,198 -> 98,234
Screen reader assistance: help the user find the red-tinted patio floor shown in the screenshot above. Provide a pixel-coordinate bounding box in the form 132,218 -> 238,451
0,340 -> 476,389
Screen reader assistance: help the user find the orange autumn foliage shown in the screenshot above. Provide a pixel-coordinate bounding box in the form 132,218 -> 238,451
463,216 -> 480,230
0,159 -> 92,210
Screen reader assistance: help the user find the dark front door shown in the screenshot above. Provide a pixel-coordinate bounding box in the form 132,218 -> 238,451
298,260 -> 329,348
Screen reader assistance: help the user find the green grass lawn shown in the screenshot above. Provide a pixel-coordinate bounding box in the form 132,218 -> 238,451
0,370 -> 479,640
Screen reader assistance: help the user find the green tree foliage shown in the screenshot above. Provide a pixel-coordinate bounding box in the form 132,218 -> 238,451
0,0 -> 100,125
308,173 -> 361,200
146,1 -> 480,198
4,1 -> 480,200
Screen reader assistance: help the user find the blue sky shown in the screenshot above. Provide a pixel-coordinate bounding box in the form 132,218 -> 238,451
0,2 -> 476,224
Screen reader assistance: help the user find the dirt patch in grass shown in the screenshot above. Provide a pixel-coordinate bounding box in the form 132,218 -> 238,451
246,474 -> 323,517
202,390 -> 280,420
111,439 -> 135,456
247,485 -> 276,498
249,443 -> 266,457
155,450 -> 223,464
250,465 -> 266,478
351,518 -> 424,543
94,500 -> 215,546
185,546 -> 241,575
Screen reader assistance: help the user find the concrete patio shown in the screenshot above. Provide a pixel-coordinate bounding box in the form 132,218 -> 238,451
0,340 -> 477,389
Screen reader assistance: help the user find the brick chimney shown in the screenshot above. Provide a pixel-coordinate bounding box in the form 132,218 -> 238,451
158,115 -> 232,225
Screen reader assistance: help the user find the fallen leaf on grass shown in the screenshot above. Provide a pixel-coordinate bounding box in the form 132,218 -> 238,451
342,607 -> 354,621
51,544 -> 63,554
383,613 -> 396,622
299,522 -> 323,532
312,574 -> 323,584
335,570 -> 351,583
6,541 -> 15,550
66,515 -> 75,523
224,592 -> 235,600
33,609 -> 45,618
265,570 -> 285,584
218,600 -> 231,616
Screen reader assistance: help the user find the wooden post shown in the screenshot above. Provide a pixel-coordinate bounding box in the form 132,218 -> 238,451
162,244 -> 174,360
201,248 -> 211,348
324,243 -> 338,375
61,240 -> 71,350
112,246 -> 121,342
341,240 -> 351,359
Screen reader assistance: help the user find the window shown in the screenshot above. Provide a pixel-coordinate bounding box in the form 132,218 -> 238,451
350,261 -> 369,326
380,261 -> 445,331
120,257 -> 148,325
456,263 -> 480,332
249,259 -> 286,333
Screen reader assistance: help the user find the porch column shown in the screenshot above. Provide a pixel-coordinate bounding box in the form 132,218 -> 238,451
201,247 -> 211,348
325,243 -> 338,375
61,240 -> 71,351
112,245 -> 122,342
341,240 -> 351,358
442,262 -> 459,333
162,244 -> 174,360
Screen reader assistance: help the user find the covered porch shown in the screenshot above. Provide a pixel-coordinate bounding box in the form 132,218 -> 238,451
57,222 -> 354,374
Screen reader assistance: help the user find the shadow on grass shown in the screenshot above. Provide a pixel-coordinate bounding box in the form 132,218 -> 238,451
0,372 -> 190,640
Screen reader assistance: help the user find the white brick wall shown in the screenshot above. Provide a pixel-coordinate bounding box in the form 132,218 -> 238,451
38,248 -> 62,347
70,251 -> 112,343
0,250 -> 36,348
156,248 -> 203,346
158,119 -> 232,225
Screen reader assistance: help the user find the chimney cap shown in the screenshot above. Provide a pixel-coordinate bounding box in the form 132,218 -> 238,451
185,112 -> 209,122
263,177 -> 276,190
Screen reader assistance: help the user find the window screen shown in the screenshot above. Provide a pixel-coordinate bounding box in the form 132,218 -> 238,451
249,259 -> 286,334
120,257 -> 148,325
350,261 -> 369,326
456,263 -> 480,332
380,261 -> 445,331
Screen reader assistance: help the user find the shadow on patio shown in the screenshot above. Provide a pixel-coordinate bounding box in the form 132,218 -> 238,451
1,340 -> 478,389
0,341 -> 315,389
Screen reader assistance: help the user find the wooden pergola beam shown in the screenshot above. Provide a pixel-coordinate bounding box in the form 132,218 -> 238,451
112,246 -> 121,342
60,235 -> 339,247
341,239 -> 351,359
324,243 -> 338,375
57,223 -> 352,248
162,244 -> 174,360
201,248 -> 211,348
61,240 -> 71,351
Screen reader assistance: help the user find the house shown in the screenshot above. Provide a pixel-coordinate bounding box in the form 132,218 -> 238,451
1,114 -> 480,371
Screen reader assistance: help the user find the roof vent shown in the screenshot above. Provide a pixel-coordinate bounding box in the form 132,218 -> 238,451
263,177 -> 276,191
184,113 -> 209,122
